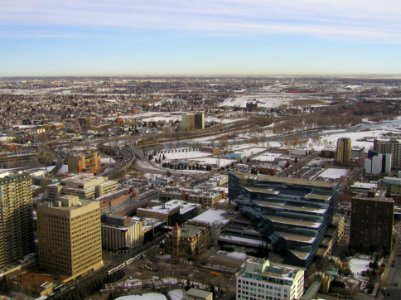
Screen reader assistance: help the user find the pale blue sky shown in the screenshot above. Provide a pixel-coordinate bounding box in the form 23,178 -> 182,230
1,0 -> 401,76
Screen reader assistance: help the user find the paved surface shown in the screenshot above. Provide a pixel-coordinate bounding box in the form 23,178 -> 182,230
379,225 -> 401,300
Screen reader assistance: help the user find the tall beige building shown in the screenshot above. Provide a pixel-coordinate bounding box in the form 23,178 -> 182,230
336,137 -> 352,165
0,172 -> 34,268
37,195 -> 103,279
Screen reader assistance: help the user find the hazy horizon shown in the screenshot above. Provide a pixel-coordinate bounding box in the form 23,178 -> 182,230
2,0 -> 401,76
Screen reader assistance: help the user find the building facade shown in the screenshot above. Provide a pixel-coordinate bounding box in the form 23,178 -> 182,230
0,172 -> 34,268
68,151 -> 101,173
101,215 -> 144,252
236,258 -> 304,300
229,172 -> 339,267
37,196 -> 103,279
364,151 -> 392,175
350,195 -> 394,255
59,174 -> 118,200
166,224 -> 209,257
335,137 -> 352,165
374,139 -> 401,169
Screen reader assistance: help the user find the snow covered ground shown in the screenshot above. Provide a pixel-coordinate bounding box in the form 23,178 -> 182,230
303,129 -> 394,151
252,152 -> 284,162
349,256 -> 373,283
219,94 -> 293,109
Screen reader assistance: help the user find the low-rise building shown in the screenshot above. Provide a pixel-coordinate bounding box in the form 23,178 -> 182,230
166,223 -> 209,257
137,203 -> 180,226
101,215 -> 143,252
236,258 -> 304,300
60,174 -> 118,200
185,288 -> 213,300
68,151 -> 101,173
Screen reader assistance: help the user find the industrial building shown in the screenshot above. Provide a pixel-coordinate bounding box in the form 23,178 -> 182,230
0,172 -> 34,268
229,172 -> 339,267
236,258 -> 304,300
37,195 -> 103,280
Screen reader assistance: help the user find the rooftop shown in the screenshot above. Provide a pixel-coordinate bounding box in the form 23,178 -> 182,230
233,172 -> 338,189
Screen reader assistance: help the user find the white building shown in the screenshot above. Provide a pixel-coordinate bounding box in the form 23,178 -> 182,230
236,258 -> 304,300
364,153 -> 392,175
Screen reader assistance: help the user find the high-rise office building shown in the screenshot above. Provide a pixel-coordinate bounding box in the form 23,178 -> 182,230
182,111 -> 205,131
350,195 -> 393,255
194,111 -> 205,130
0,172 -> 34,268
236,258 -> 304,300
229,172 -> 339,267
374,139 -> 401,169
37,195 -> 103,279
364,151 -> 392,175
335,137 -> 352,165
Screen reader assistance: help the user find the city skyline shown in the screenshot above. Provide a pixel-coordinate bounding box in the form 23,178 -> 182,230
1,0 -> 401,76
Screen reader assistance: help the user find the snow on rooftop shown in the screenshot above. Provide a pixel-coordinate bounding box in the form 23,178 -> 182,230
191,209 -> 230,226
160,149 -> 212,160
167,289 -> 185,300
317,168 -> 349,179
252,152 -> 283,162
115,293 -> 167,300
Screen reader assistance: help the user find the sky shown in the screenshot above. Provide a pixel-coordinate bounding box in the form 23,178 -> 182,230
1,0 -> 401,76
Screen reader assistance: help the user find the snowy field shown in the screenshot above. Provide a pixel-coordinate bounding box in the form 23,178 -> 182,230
252,152 -> 284,162
231,147 -> 267,158
219,94 -> 294,109
304,129 -> 396,151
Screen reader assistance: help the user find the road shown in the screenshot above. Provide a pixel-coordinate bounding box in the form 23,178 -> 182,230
380,225 -> 401,300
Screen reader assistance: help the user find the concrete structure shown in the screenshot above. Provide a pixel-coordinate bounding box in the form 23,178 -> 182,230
350,195 -> 394,255
60,174 -> 118,200
236,258 -> 304,300
101,215 -> 143,252
166,223 -> 209,257
229,172 -> 339,267
374,138 -> 401,169
364,151 -> 392,175
0,172 -> 34,268
185,288 -> 213,300
335,137 -> 352,165
137,203 -> 180,226
159,186 -> 222,208
379,177 -> 401,199
67,151 -> 101,173
37,195 -> 103,279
